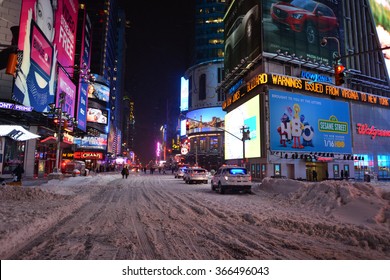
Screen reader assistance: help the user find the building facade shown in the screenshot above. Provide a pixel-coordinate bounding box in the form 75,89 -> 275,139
0,0 -> 126,178
220,0 -> 390,181
182,0 -> 227,171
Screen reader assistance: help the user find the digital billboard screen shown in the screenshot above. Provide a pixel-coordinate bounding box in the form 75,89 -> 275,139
74,134 -> 107,150
180,77 -> 189,112
14,0 -> 79,112
13,21 -> 54,112
225,95 -> 260,160
369,0 -> 390,77
269,89 -> 352,154
186,107 -> 226,135
224,0 -> 343,78
87,107 -> 108,125
87,82 -> 110,102
263,0 -> 343,66
224,0 -> 261,75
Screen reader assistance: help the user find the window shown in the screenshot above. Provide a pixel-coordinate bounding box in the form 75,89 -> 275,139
199,74 -> 206,100
199,137 -> 207,152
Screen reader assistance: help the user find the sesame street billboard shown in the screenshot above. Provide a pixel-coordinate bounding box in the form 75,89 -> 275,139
269,89 -> 352,154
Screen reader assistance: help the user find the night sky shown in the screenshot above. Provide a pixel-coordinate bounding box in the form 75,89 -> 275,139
120,1 -> 195,164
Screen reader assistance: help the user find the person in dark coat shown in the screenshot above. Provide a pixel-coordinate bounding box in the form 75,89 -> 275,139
13,164 -> 24,182
121,166 -> 128,179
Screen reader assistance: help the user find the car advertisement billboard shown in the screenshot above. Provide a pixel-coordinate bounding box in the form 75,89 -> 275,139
224,0 -> 261,75
225,95 -> 260,160
264,0 -> 343,66
368,0 -> 390,77
186,107 -> 226,134
269,89 -> 352,154
56,68 -> 76,131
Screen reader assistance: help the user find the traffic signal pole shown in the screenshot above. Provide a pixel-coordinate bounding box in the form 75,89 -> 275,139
181,115 -> 250,167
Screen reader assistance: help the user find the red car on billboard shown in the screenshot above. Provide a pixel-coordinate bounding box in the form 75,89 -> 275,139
271,0 -> 339,44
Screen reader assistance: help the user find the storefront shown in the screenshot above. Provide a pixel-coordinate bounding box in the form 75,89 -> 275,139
222,72 -> 390,181
0,125 -> 41,176
351,103 -> 390,180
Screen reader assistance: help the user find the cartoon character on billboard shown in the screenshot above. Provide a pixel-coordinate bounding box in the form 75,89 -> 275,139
14,0 -> 58,112
277,113 -> 292,147
301,115 -> 315,147
291,104 -> 304,149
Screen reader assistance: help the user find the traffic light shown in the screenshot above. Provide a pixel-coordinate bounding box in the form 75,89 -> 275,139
242,129 -> 251,141
334,64 -> 346,86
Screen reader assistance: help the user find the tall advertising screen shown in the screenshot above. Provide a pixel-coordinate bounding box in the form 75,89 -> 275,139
14,0 -> 79,112
77,11 -> 92,132
369,0 -> 390,77
224,0 -> 261,75
269,90 -> 352,154
225,95 -> 260,160
57,68 -> 76,131
180,77 -> 189,112
263,0 -> 343,66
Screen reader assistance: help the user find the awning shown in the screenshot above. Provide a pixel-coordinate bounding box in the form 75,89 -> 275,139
0,125 -> 41,141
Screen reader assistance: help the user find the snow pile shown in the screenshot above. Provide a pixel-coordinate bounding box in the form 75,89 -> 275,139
259,178 -> 390,227
0,186 -> 70,201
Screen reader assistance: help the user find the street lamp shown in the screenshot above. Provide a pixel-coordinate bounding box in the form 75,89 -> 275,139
48,92 -> 66,175
320,36 -> 341,61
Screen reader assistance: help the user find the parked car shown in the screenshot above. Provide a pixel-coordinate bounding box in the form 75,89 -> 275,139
183,167 -> 209,184
270,0 -> 338,44
211,165 -> 252,194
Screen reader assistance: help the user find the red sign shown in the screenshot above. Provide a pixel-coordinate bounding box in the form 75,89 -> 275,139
74,151 -> 103,159
356,123 -> 390,139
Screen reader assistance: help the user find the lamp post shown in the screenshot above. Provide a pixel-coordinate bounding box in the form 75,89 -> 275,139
49,92 -> 66,175
321,36 -> 341,61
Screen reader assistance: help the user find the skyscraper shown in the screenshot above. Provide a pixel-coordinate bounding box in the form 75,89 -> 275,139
183,0 -> 227,170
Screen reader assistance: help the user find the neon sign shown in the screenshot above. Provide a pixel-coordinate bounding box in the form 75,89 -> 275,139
356,123 -> 390,139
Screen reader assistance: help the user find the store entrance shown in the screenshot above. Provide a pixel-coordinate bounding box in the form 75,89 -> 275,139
306,162 -> 328,181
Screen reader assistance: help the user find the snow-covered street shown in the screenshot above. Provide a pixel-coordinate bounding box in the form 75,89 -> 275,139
0,172 -> 389,259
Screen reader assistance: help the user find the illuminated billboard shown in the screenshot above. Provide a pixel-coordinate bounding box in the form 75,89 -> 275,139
87,107 -> 108,125
369,0 -> 390,77
77,10 -> 92,132
224,0 -> 261,74
185,107 -> 226,135
269,89 -> 352,154
180,77 -> 189,112
264,0 -> 343,66
57,68 -> 76,131
74,134 -> 108,150
13,21 -> 54,112
87,82 -> 110,102
14,0 -> 79,112
225,95 -> 260,160
225,0 -> 344,75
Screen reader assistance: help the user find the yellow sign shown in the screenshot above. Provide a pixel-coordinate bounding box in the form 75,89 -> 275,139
223,73 -> 390,110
